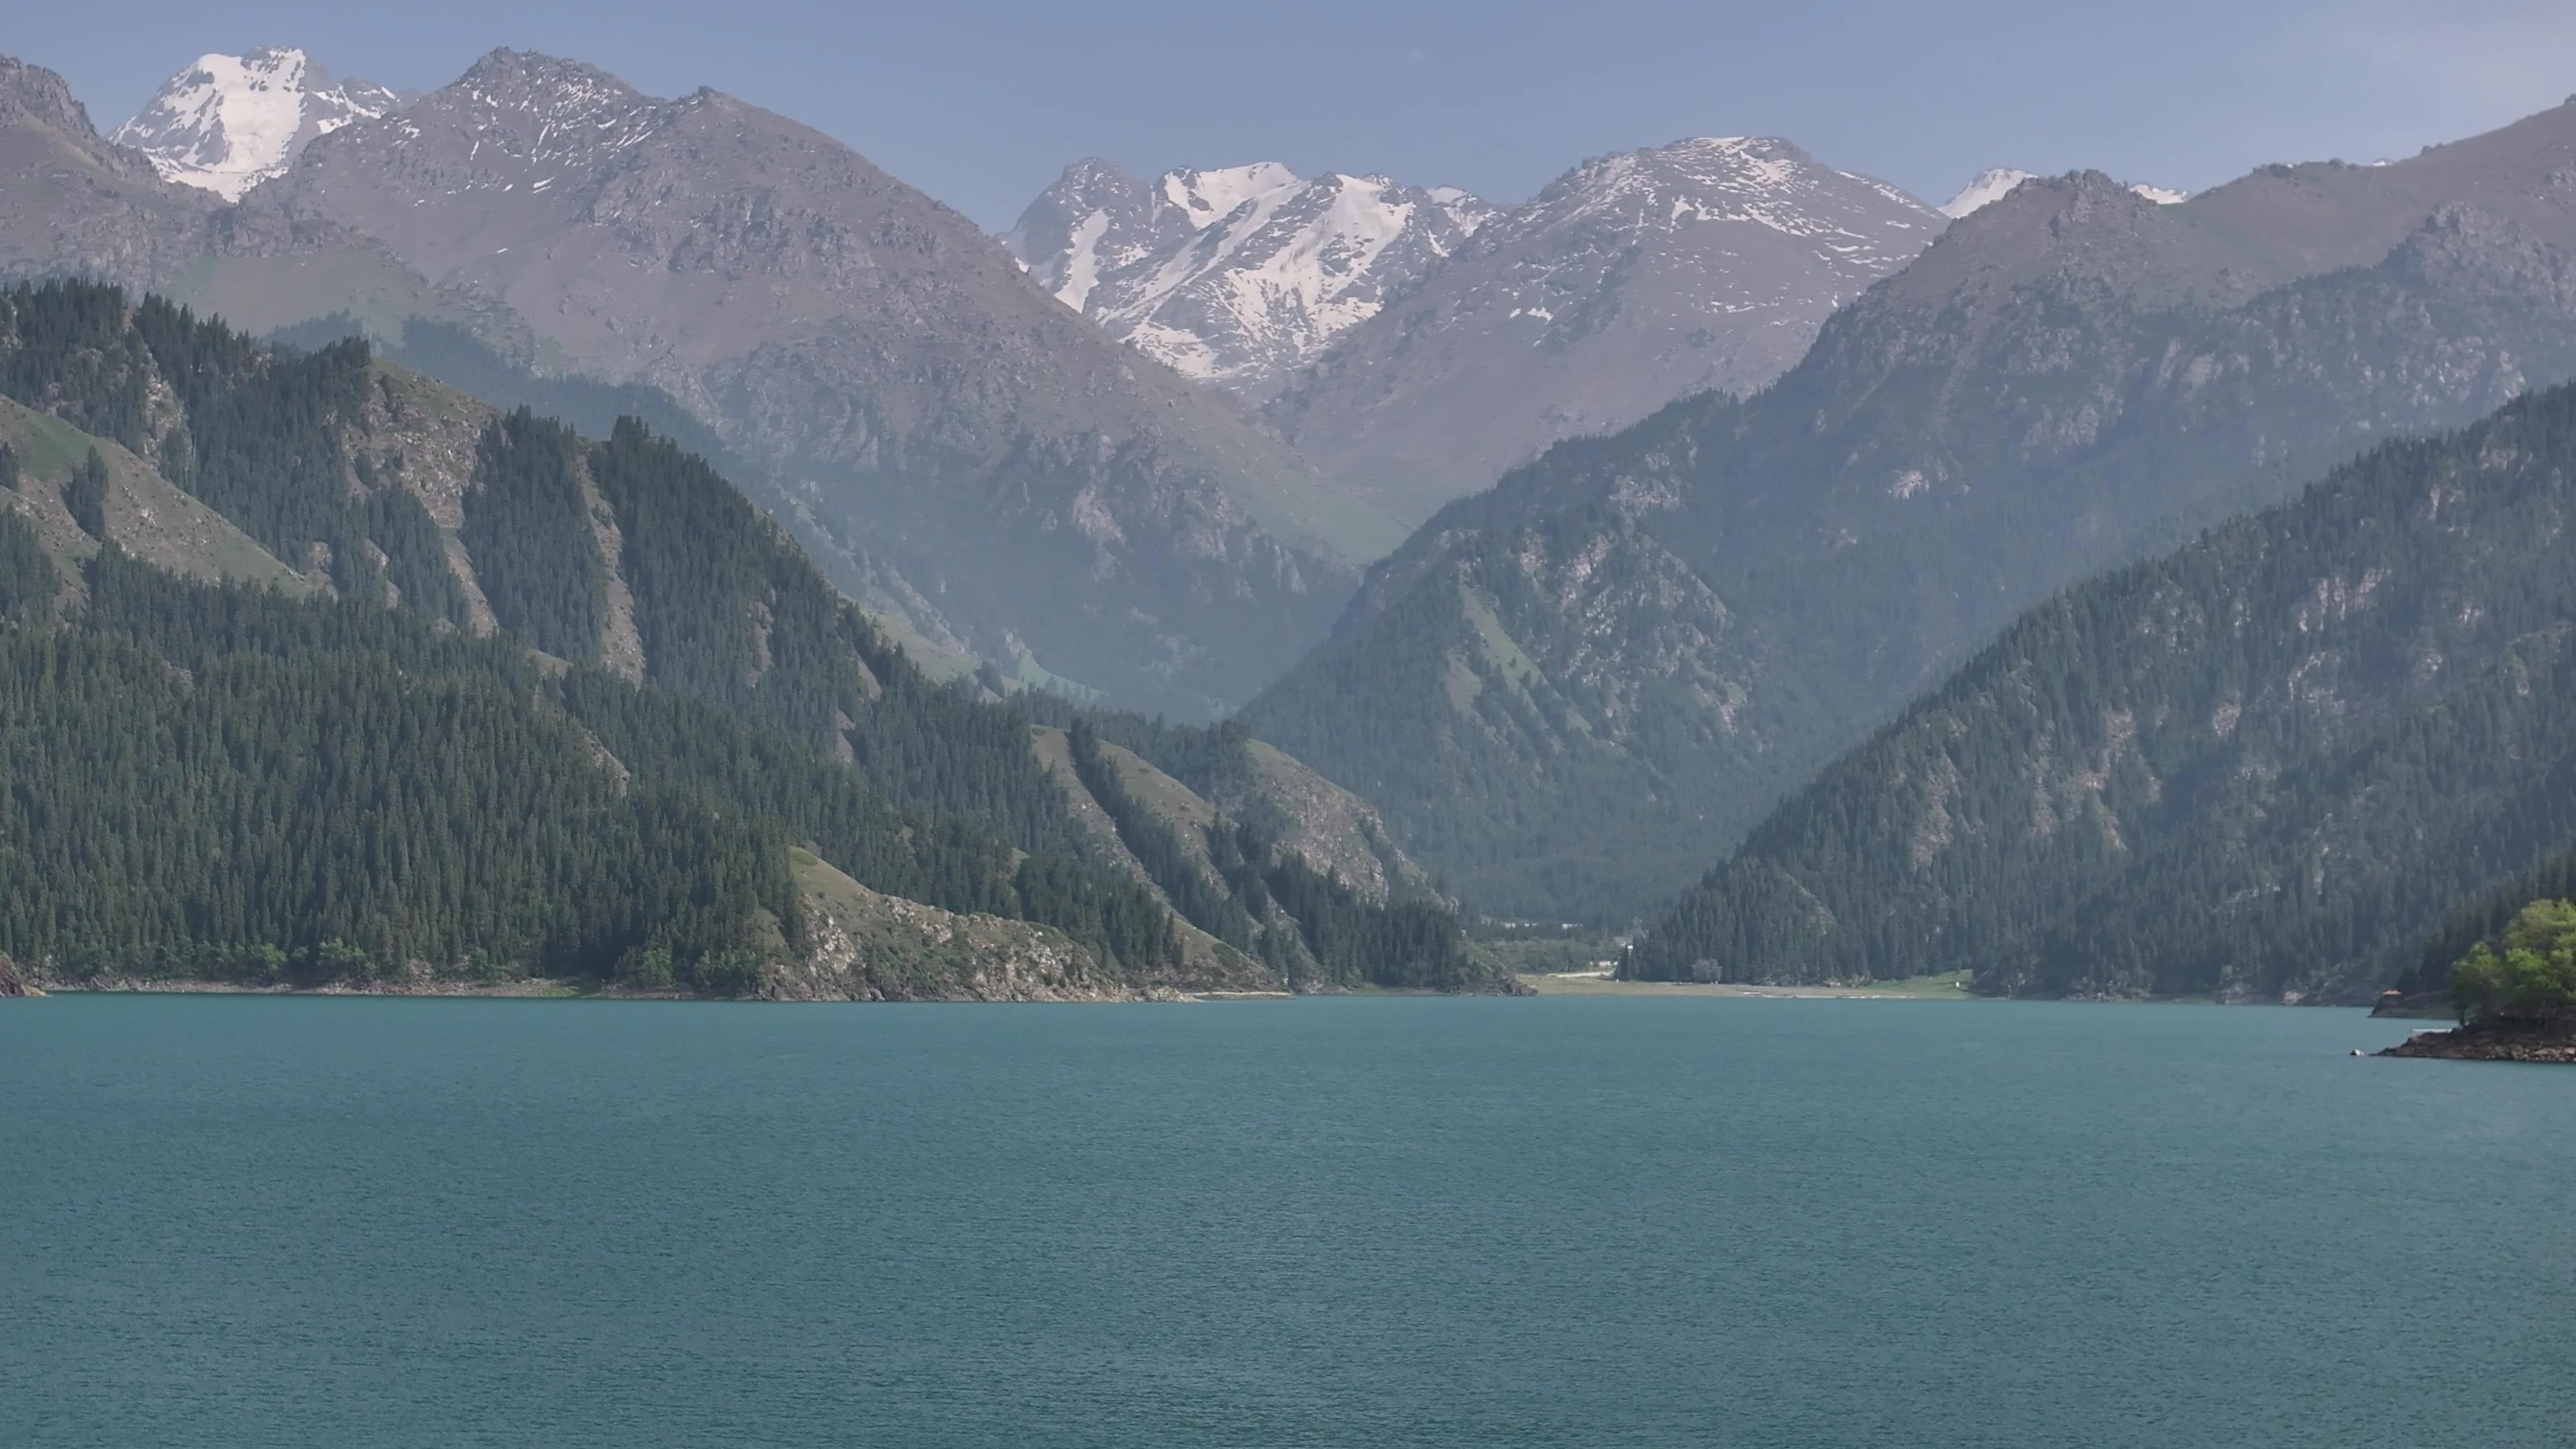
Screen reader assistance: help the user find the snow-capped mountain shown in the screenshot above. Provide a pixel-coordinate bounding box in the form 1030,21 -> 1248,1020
1264,136 -> 1946,522
111,47 -> 402,199
1941,166 -> 2188,217
1937,166 -> 2038,218
1004,160 -> 1494,398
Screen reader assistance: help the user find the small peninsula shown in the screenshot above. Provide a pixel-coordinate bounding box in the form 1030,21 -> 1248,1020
2379,900 -> 2576,1063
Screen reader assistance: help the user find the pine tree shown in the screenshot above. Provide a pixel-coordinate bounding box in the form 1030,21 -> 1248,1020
62,447 -> 107,540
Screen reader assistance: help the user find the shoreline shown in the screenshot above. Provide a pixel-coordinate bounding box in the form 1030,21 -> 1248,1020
1517,972 -> 1974,1000
15,976 -> 2405,1008
25,980 -> 1364,1005
37,978 -> 594,999
2377,1023 -> 2576,1063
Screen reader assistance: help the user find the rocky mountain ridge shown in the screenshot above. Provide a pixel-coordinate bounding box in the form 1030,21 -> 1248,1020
1260,135 -> 1945,523
0,54 -> 219,288
1005,158 -> 1493,401
1938,167 -> 2188,217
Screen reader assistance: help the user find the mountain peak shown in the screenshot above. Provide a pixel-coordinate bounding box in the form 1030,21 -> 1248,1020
1161,162 -> 1302,228
0,53 -> 108,141
111,47 -> 404,199
449,48 -> 643,109
1523,133 -> 1937,242
1265,133 -> 1943,522
1006,158 -> 1493,394
1062,156 -> 1140,184
1663,135 -> 1811,165
1941,166 -> 2189,219
1939,166 -> 2038,218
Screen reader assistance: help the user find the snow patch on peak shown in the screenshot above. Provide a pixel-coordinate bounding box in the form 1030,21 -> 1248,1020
1053,210 -> 1114,311
1944,166 -> 2190,218
1007,159 -> 1493,394
1939,168 -> 2039,219
1165,162 -> 1302,228
113,47 -> 401,200
1422,183 -> 1493,233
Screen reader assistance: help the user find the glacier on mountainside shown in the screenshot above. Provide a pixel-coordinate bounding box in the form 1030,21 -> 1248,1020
112,47 -> 403,199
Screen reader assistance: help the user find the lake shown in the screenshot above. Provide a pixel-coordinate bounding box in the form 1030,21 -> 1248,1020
2,995 -> 2566,1447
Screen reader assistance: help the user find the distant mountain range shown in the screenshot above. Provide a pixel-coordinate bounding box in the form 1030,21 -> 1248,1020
1242,98 -> 2576,920
1012,138 -> 1947,525
1266,138 -> 1946,525
1006,145 -> 2200,533
0,46 -> 1394,718
30,36 -> 2576,983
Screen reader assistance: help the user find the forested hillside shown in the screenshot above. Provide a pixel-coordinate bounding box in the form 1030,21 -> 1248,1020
1010,693 -> 1447,909
1623,383 -> 2576,1001
2401,840 -> 2576,1002
1043,721 -> 1491,992
1244,113 -> 2576,921
268,311 -> 989,678
0,280 -> 1493,996
1240,398 -> 1776,919
0,526 -> 1191,994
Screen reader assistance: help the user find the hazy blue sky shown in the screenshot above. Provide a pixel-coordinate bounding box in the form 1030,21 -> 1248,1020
21,0 -> 2576,229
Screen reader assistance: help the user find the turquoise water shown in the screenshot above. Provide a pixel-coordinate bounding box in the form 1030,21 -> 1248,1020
1,996 -> 2567,1448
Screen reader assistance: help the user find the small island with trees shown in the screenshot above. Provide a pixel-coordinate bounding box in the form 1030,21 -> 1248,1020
2382,900 -> 2576,1062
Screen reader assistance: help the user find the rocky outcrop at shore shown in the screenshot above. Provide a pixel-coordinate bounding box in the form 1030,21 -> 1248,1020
0,953 -> 42,998
2379,1024 -> 2576,1063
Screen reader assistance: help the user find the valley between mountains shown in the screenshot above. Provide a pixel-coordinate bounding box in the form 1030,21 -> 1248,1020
6,42 -> 2576,1008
